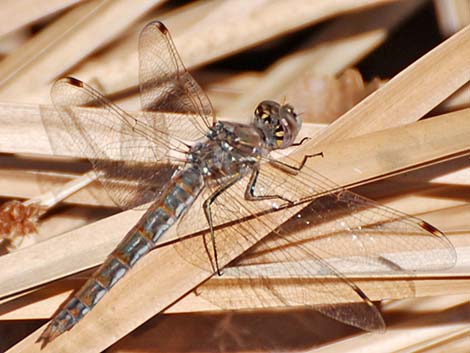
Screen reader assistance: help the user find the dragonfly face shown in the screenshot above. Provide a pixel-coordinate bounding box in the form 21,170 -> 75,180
254,100 -> 302,150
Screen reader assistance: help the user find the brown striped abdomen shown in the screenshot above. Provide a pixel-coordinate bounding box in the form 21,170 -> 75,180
37,167 -> 203,345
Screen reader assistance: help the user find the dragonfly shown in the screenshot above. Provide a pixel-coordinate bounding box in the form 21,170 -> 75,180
38,20 -> 456,346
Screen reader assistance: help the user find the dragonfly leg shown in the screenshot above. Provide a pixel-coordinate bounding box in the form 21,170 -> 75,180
271,151 -> 324,175
290,136 -> 310,147
203,176 -> 241,276
245,169 -> 294,204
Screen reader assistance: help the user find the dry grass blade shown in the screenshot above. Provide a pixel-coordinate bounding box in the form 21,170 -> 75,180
310,24 -> 470,145
1,179 -> 469,321
438,82 -> 470,112
0,108 -> 467,298
0,103 -> 53,154
3,106 -> 469,352
0,0 -> 165,100
434,0 -> 470,37
405,327 -> 470,353
95,294 -> 470,352
422,204 -> 470,236
297,110 -> 470,191
0,0 -> 85,38
0,104 -> 249,156
310,295 -> 470,353
2,262 -> 469,320
1,4 -> 469,353
69,0 -> 393,98
222,0 -> 425,118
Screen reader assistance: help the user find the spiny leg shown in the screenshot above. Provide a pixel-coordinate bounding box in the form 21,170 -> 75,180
246,152 -> 324,205
244,168 -> 294,204
203,176 -> 241,276
290,136 -> 310,147
271,151 -> 324,175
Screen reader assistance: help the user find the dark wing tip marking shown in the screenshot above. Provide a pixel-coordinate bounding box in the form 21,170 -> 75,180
64,76 -> 84,87
420,221 -> 443,237
152,20 -> 168,34
419,221 -> 457,267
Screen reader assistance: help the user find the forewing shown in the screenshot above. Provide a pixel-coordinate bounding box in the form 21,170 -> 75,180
241,155 -> 457,273
43,77 -> 185,209
138,21 -> 214,141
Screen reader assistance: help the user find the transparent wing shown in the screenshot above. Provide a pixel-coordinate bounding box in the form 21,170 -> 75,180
175,175 -> 287,270
42,77 -> 186,209
242,155 -> 457,272
138,21 -> 215,141
173,153 -> 456,331
175,181 -> 386,331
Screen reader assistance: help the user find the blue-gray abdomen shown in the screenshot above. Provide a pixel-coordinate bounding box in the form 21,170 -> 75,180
38,167 -> 203,343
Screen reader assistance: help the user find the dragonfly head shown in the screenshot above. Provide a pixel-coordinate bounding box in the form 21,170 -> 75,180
253,100 -> 302,150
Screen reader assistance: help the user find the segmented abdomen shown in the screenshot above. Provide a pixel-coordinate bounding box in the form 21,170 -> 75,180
38,167 -> 203,345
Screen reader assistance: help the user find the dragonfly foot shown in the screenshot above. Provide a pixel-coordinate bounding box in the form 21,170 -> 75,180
290,137 -> 311,147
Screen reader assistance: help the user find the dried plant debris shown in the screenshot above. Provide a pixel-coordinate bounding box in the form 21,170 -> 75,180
0,200 -> 39,253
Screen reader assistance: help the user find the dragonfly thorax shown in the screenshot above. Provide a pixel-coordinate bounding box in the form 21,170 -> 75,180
253,100 -> 302,150
187,122 -> 264,180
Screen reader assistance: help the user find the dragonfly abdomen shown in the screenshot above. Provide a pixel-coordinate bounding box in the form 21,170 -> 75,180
37,167 -> 203,346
